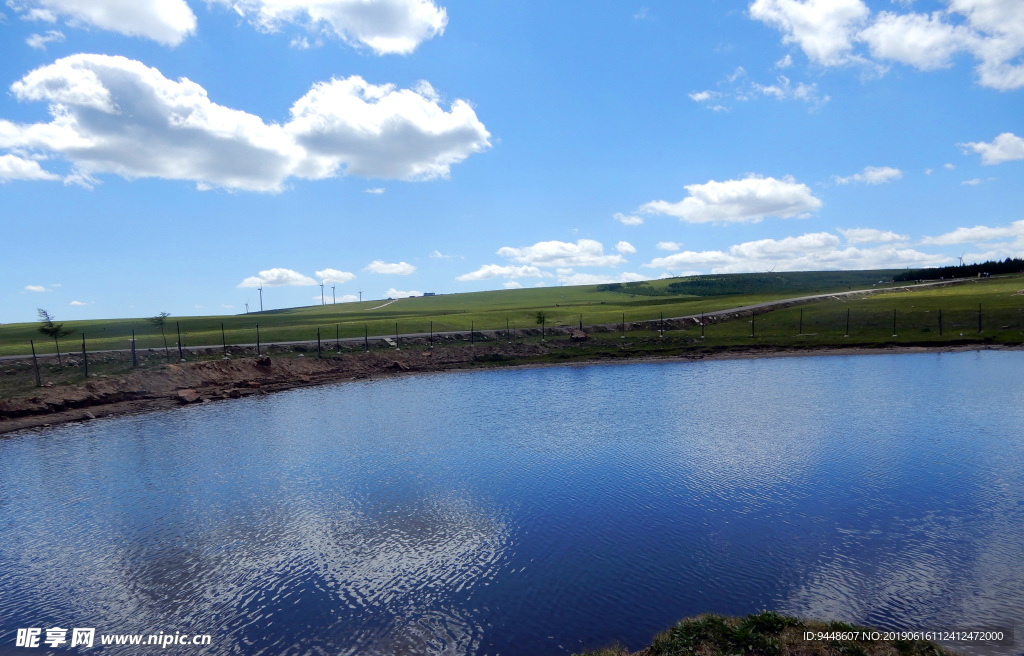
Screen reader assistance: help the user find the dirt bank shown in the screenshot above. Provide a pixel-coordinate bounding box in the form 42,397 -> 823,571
1,340 -> 1019,436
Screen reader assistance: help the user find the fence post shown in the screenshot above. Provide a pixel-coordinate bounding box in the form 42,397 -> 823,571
221,323 -> 227,356
751,310 -> 755,338
430,320 -> 433,348
81,333 -> 88,378
845,308 -> 850,337
336,324 -> 340,350
892,309 -> 897,337
701,311 -> 705,338
799,309 -> 803,335
395,322 -> 399,350
256,323 -> 261,355
660,312 -> 664,337
317,328 -> 322,358
471,321 -> 475,345
364,325 -> 368,351
620,313 -> 625,340
176,322 -> 183,361
30,339 -> 41,387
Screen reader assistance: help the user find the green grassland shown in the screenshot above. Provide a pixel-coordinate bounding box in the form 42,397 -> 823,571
2,269 -> 1023,357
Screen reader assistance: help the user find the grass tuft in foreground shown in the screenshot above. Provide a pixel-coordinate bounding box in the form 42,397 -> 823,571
573,612 -> 962,656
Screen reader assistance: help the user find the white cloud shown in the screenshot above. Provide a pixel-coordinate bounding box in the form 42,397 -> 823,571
689,90 -> 720,102
238,268 -> 317,288
749,0 -> 871,66
838,227 -> 908,244
25,29 -> 64,49
315,268 -> 356,283
633,7 -> 649,21
752,75 -> 830,105
210,0 -> 447,55
833,165 -> 903,184
496,239 -> 626,268
921,219 -> 1024,245
0,154 -> 59,182
944,162 -> 956,170
0,55 -> 489,192
364,187 -> 385,194
613,212 -> 644,226
69,300 -> 90,306
337,294 -> 359,303
643,231 -> 948,273
960,132 -> 1024,165
615,241 -> 637,254
656,241 -> 682,251
364,260 -> 416,275
776,53 -> 794,68
961,177 -> 994,185
287,75 -> 491,181
639,175 -> 822,224
385,288 -> 421,298
10,0 -> 197,46
860,10 -> 974,70
455,264 -> 546,281
554,270 -> 648,286
503,281 -> 523,289
752,0 -> 1024,90
24,284 -> 47,292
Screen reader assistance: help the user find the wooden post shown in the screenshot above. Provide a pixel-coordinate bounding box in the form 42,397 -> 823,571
542,317 -> 545,341
660,312 -> 664,337
892,309 -> 897,337
845,308 -> 850,337
81,333 -> 88,378
176,322 -> 184,361
579,314 -> 583,331
799,309 -> 803,335
256,323 -> 261,355
30,339 -> 41,387
364,325 -> 368,351
977,303 -> 982,333
620,313 -> 625,339
317,328 -> 322,358
395,322 -> 399,349
751,310 -> 755,338
430,320 -> 433,347
701,311 -> 705,338
221,322 -> 227,356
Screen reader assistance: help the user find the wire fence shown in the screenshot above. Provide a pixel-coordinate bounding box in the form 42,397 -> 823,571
4,304 -> 1024,391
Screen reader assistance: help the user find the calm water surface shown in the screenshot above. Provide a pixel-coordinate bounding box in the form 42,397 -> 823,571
1,351 -> 1022,655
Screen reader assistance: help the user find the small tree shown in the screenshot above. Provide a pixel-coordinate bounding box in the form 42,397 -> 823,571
38,308 -> 74,366
535,311 -> 547,325
148,312 -> 171,361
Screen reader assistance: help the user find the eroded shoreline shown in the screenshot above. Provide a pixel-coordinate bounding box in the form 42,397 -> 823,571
2,341 -> 1019,436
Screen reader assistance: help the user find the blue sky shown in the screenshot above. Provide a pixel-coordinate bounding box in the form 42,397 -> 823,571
2,0 -> 1022,322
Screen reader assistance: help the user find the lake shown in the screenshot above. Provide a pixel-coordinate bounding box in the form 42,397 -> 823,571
1,350 -> 1022,655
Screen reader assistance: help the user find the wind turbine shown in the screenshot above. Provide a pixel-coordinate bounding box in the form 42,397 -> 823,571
245,301 -> 249,314
332,285 -> 336,304
358,290 -> 363,303
258,284 -> 263,312
320,281 -> 325,306
958,252 -> 965,267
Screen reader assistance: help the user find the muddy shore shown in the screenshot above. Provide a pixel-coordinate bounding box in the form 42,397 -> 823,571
1,339 -> 1019,436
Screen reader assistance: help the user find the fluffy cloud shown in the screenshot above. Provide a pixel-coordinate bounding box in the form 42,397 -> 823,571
838,228 -> 908,244
364,260 -> 416,275
639,175 -> 822,224
9,0 -> 197,46
960,132 -> 1024,165
238,268 -> 316,287
211,0 -> 447,55
24,284 -> 47,292
751,0 -> 1024,90
455,264 -> 546,281
833,165 -> 903,185
921,219 -> 1024,245
615,241 -> 637,255
315,268 -> 356,283
0,54 -> 490,191
643,231 -> 948,273
0,154 -> 59,182
364,187 -> 385,194
26,29 -> 64,49
749,0 -> 870,66
503,281 -> 523,289
656,241 -> 682,251
496,239 -> 626,268
385,288 -> 421,298
613,212 -> 643,226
